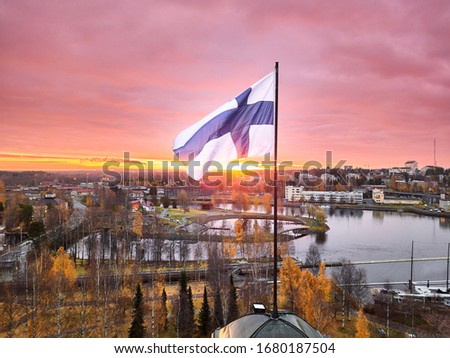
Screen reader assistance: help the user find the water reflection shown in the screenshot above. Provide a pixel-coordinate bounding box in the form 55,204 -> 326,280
328,208 -> 363,219
314,231 -> 327,245
439,217 -> 450,229
372,211 -> 385,222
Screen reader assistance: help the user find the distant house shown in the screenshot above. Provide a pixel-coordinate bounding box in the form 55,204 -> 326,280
33,192 -> 68,221
439,197 -> 450,212
389,167 -> 410,176
129,200 -> 142,212
405,160 -> 418,174
142,202 -> 155,212
128,190 -> 145,200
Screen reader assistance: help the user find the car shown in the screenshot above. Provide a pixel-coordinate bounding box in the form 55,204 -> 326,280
377,328 -> 387,337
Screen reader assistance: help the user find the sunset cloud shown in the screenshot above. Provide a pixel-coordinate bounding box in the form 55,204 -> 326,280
1,0 -> 449,170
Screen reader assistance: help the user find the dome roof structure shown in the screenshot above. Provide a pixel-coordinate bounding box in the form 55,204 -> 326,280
212,310 -> 323,338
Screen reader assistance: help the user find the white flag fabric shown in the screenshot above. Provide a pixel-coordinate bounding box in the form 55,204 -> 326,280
173,72 -> 275,180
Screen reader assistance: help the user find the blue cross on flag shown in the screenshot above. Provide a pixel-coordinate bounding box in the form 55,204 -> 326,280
173,72 -> 275,180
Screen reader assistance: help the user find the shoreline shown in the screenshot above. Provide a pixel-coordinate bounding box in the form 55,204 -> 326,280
330,204 -> 450,218
283,201 -> 450,218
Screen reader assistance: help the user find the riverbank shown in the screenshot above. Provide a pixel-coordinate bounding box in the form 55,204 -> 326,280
331,204 -> 450,218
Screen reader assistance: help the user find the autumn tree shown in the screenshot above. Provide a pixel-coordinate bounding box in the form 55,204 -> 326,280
198,286 -> 211,336
129,283 -> 146,338
252,195 -> 260,211
279,257 -> 302,313
240,192 -> 250,212
50,247 -> 76,337
304,244 -> 322,275
355,308 -> 370,338
0,180 -> 5,208
234,219 -> 244,245
314,207 -> 327,226
132,211 -> 144,261
261,193 -> 272,214
332,258 -> 368,321
304,262 -> 333,332
177,189 -> 190,212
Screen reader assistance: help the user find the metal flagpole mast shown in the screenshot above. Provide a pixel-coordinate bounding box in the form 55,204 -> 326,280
446,243 -> 449,293
272,62 -> 279,319
410,240 -> 414,294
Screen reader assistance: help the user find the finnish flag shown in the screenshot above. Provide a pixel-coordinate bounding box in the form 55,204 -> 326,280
173,72 -> 275,180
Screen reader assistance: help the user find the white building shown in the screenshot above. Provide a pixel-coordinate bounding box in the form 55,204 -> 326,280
372,188 -> 422,205
440,194 -> 450,212
405,160 -> 418,174
389,167 -> 410,176
285,186 -> 363,204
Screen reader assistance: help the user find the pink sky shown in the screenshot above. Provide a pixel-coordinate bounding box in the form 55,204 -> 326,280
1,0 -> 449,170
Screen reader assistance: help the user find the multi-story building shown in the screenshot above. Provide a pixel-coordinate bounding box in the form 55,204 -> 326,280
405,160 -> 418,174
285,186 -> 363,204
372,188 -> 422,205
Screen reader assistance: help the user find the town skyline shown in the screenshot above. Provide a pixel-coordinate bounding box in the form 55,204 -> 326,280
1,1 -> 450,170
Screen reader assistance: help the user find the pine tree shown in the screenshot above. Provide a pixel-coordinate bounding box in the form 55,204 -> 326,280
161,287 -> 168,332
188,286 -> 194,316
198,286 -> 211,336
188,286 -> 195,335
227,275 -> 239,324
129,283 -> 146,338
154,279 -> 168,337
177,272 -> 194,337
213,286 -> 224,328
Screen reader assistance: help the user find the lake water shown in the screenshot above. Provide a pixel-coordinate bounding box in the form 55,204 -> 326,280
215,204 -> 450,285
288,208 -> 450,285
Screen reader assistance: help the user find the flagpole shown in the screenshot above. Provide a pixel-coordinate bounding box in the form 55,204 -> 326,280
272,61 -> 279,319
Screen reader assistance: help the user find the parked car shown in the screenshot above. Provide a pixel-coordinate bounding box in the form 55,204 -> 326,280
377,328 -> 387,337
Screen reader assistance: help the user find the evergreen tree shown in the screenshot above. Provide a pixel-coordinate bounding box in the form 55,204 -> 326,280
129,284 -> 146,338
227,275 -> 239,324
198,286 -> 211,336
188,286 -> 194,316
188,286 -> 195,335
213,286 -> 224,328
177,272 -> 194,337
161,287 -> 168,332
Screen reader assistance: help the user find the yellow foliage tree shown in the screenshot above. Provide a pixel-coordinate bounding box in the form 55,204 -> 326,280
261,193 -> 272,214
231,190 -> 238,203
132,211 -> 143,239
279,257 -> 301,313
50,247 -> 76,337
242,192 -> 250,212
234,220 -> 244,244
304,262 -> 333,332
355,308 -> 370,338
252,195 -> 259,210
